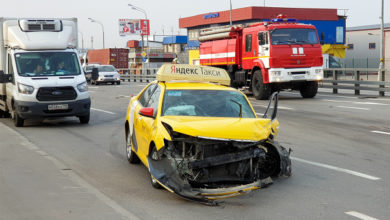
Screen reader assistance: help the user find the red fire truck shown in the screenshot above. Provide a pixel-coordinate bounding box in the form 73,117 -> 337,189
199,15 -> 323,99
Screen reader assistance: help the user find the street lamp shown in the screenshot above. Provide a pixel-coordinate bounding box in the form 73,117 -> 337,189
88,18 -> 105,49
128,3 -> 149,70
78,31 -> 84,50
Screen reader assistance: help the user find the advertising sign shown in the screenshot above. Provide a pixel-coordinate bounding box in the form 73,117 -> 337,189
119,19 -> 150,36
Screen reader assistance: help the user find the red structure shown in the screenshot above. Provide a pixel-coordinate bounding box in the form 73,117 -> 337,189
88,48 -> 129,69
179,6 -> 338,29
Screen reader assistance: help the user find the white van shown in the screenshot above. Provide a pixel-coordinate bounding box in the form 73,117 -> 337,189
0,18 -> 91,127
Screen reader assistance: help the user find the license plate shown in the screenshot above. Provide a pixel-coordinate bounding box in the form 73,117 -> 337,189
293,75 -> 305,80
48,104 -> 68,111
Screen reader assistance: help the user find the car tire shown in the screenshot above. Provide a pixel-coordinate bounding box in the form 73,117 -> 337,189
78,113 -> 90,124
116,81 -> 121,85
149,146 -> 163,189
126,128 -> 140,164
300,81 -> 318,98
13,110 -> 24,127
252,70 -> 271,100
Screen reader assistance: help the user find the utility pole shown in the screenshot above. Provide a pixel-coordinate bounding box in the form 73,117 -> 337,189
91,36 -> 94,49
229,0 -> 232,26
378,0 -> 385,82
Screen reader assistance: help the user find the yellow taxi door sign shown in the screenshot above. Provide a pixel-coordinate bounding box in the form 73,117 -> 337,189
156,64 -> 231,86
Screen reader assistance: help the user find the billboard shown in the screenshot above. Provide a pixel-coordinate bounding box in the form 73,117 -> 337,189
119,19 -> 150,36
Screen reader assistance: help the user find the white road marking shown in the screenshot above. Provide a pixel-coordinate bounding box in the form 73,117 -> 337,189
0,123 -> 140,220
371,130 -> 390,135
291,157 -> 381,181
91,108 -> 116,115
324,99 -> 389,106
88,86 -> 99,89
345,211 -> 378,220
252,104 -> 294,110
336,106 -> 370,111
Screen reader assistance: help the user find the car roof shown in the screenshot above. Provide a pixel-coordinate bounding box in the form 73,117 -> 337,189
161,81 -> 237,91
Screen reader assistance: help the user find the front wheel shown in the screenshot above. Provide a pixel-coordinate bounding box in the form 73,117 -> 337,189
252,70 -> 271,100
78,113 -> 90,124
13,112 -> 24,127
300,81 -> 318,98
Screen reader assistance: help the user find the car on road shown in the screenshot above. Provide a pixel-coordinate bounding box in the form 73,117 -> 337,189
90,65 -> 121,85
124,64 -> 292,204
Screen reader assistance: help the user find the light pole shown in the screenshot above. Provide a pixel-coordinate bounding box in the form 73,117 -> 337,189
128,4 -> 149,70
88,18 -> 105,49
229,0 -> 232,26
379,0 -> 385,83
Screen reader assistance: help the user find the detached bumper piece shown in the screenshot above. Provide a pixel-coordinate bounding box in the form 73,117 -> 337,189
148,134 -> 291,204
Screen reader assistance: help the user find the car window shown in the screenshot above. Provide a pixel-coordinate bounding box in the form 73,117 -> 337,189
146,85 -> 161,109
139,84 -> 157,107
162,90 -> 255,118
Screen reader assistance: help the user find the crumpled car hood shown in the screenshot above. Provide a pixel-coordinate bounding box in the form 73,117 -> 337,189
161,116 -> 272,141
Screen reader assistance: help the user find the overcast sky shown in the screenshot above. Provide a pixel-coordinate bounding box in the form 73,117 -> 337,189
0,0 -> 388,49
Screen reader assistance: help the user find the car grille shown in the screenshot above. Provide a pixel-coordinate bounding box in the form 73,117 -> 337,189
36,87 -> 77,101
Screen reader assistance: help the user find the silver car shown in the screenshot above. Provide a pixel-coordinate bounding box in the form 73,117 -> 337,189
91,65 -> 121,85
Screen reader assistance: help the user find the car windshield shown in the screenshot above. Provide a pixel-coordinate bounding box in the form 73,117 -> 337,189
270,28 -> 318,45
15,52 -> 81,77
98,66 -> 116,72
162,90 -> 255,118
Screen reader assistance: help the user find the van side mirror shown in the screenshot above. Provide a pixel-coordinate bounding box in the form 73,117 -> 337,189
0,71 -> 11,83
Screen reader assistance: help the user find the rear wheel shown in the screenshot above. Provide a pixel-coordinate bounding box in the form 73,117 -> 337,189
252,70 -> 271,100
300,81 -> 318,98
116,81 -> 121,85
126,128 -> 140,164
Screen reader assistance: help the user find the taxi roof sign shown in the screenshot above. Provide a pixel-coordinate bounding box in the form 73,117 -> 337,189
156,64 -> 231,86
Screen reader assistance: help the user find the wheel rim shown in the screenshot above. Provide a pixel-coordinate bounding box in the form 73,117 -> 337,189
126,131 -> 132,159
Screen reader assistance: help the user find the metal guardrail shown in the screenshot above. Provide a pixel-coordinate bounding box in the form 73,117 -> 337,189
322,68 -> 389,96
118,68 -> 158,83
118,67 -> 389,96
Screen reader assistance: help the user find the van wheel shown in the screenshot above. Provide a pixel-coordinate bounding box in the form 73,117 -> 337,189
116,81 -> 121,85
78,113 -> 90,124
13,111 -> 24,127
126,128 -> 140,164
252,70 -> 271,100
300,81 -> 318,98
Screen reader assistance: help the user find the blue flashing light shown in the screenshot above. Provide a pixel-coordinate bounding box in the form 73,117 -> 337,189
271,18 -> 297,23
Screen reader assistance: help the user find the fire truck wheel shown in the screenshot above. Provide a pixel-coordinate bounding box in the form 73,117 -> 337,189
300,81 -> 318,98
252,70 -> 271,100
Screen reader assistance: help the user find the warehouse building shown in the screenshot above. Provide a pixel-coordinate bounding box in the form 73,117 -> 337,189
179,6 -> 347,65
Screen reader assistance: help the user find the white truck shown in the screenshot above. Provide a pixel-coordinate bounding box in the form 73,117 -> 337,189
0,18 -> 90,127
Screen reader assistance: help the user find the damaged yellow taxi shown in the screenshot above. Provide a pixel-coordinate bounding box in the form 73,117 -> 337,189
124,64 -> 291,204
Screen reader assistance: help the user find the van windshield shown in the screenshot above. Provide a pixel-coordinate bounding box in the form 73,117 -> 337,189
270,28 -> 318,45
15,52 -> 81,77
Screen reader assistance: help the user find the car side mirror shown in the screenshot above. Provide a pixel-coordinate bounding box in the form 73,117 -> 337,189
139,107 -> 155,118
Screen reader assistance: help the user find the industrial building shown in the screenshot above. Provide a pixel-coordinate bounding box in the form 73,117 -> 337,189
179,6 -> 347,65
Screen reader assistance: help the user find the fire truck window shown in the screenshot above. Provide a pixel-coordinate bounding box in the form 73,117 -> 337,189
258,32 -> 268,45
245,34 -> 252,52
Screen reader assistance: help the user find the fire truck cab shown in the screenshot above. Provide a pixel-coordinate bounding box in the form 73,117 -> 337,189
199,15 -> 324,100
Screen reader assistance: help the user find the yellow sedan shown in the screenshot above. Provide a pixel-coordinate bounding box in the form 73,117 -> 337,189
124,64 -> 291,204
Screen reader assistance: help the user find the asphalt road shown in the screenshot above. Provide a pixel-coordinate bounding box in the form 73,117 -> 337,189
1,81 -> 389,220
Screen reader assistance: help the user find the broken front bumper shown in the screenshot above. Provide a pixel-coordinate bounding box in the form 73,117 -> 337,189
147,136 -> 291,204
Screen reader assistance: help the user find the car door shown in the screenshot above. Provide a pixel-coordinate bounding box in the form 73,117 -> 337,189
132,83 -> 157,159
138,84 -> 161,157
